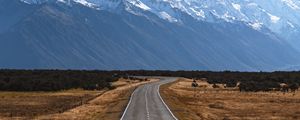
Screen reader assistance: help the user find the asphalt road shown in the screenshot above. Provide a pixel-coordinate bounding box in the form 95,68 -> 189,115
120,77 -> 178,120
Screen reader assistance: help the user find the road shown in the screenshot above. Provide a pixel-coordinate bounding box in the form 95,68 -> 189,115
120,77 -> 178,120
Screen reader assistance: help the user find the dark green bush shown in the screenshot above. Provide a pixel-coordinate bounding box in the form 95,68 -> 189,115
0,70 -> 120,91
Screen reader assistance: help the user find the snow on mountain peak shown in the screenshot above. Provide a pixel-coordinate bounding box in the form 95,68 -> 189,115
267,13 -> 280,23
159,11 -> 178,22
20,0 -> 49,4
232,3 -> 241,11
249,22 -> 263,30
189,8 -> 205,18
19,0 -> 300,34
282,0 -> 300,10
127,0 -> 151,11
287,21 -> 295,28
73,0 -> 97,8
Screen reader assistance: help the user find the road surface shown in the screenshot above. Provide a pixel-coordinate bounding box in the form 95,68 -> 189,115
120,77 -> 178,120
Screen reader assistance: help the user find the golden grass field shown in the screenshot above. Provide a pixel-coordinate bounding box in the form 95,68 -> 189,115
0,78 -> 156,120
161,78 -> 300,120
0,89 -> 103,119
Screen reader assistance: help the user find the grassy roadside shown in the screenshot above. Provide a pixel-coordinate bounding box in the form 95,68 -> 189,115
37,78 -> 157,120
0,78 -> 157,120
160,78 -> 300,120
0,89 -> 104,120
91,86 -> 135,119
160,78 -> 201,120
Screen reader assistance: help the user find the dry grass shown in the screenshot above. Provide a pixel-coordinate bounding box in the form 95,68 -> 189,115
0,89 -> 103,120
0,78 -> 157,120
161,78 -> 300,120
37,78 -> 157,120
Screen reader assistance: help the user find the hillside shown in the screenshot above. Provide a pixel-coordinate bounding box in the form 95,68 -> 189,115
0,0 -> 300,71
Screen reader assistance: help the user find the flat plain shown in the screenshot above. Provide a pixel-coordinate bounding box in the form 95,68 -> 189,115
0,78 -> 155,120
0,89 -> 102,119
161,78 -> 300,120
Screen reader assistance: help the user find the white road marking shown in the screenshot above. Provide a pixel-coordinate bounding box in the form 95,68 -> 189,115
120,86 -> 138,120
157,81 -> 178,120
120,78 -> 178,120
145,85 -> 150,120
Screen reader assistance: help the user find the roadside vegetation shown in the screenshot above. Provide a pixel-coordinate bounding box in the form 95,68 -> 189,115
0,89 -> 103,118
1,70 -> 300,119
37,78 -> 154,120
161,78 -> 300,120
0,70 -> 153,119
0,70 -> 120,91
120,70 -> 300,92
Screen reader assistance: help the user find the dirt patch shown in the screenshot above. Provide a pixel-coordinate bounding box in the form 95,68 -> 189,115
161,78 -> 300,120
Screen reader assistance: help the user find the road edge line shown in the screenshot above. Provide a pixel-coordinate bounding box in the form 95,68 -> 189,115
120,86 -> 138,120
157,82 -> 178,120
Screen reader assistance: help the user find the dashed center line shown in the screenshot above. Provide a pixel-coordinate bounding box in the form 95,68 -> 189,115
145,86 -> 150,120
120,78 -> 178,120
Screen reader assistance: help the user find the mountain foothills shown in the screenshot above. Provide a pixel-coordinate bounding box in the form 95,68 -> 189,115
1,0 -> 300,71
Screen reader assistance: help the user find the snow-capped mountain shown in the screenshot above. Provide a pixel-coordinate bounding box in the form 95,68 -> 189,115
19,0 -> 300,47
19,0 -> 300,28
1,0 -> 300,71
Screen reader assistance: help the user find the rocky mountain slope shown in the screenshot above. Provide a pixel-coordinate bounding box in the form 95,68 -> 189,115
0,0 -> 300,71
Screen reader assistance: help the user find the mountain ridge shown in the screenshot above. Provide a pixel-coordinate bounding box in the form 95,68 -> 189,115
1,0 -> 300,71
19,0 -> 300,48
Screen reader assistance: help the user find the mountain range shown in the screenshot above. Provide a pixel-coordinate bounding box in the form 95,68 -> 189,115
1,0 -> 300,71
